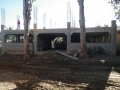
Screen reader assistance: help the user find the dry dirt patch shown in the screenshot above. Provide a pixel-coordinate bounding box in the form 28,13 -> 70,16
0,53 -> 120,90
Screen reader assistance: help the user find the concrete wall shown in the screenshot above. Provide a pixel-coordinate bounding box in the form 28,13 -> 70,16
70,43 -> 112,55
69,28 -> 114,55
4,43 -> 33,55
67,20 -> 116,55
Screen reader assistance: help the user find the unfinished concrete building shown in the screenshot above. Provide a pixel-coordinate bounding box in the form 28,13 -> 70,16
1,20 -> 117,56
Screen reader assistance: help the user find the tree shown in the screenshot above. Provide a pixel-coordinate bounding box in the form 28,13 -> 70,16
23,0 -> 36,59
7,26 -> 13,30
77,0 -> 88,58
109,0 -> 120,19
7,35 -> 16,42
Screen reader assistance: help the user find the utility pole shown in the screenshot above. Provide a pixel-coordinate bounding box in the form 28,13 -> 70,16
77,0 -> 88,58
23,0 -> 32,59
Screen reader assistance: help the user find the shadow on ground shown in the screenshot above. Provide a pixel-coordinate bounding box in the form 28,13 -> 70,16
0,53 -> 120,90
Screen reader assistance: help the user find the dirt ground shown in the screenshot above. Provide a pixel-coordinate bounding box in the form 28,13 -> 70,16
0,52 -> 120,90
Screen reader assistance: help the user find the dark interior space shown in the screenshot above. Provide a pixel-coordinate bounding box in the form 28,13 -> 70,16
37,33 -> 67,51
71,32 -> 111,43
86,32 -> 111,43
71,33 -> 80,43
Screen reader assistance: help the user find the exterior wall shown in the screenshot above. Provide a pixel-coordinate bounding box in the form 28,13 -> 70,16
4,43 -> 33,55
68,21 -> 116,55
70,43 -> 112,55
69,27 -> 113,55
117,32 -> 120,54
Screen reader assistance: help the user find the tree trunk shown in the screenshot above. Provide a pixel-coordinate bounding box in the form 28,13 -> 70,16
78,0 -> 89,58
23,0 -> 29,59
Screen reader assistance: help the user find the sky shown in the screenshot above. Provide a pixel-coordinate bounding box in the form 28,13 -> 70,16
0,0 -> 119,30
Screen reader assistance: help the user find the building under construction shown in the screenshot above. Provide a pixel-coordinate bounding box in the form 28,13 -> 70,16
1,20 -> 119,56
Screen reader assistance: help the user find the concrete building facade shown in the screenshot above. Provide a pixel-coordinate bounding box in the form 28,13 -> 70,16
1,20 -> 117,56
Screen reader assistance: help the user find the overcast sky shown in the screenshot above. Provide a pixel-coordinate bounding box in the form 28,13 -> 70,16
0,0 -> 118,30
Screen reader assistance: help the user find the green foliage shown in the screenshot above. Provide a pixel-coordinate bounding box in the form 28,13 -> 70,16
108,0 -> 120,19
32,0 -> 36,2
7,26 -> 13,30
7,35 -> 16,41
27,0 -> 36,22
5,27 -> 16,41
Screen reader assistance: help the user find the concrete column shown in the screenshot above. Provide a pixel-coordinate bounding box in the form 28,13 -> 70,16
1,25 -> 5,55
43,13 -> 46,29
111,20 -> 116,55
67,22 -> 71,54
34,24 -> 37,55
34,23 -> 37,30
16,35 -> 20,42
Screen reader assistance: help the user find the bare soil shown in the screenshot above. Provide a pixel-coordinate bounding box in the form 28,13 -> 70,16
0,52 -> 120,90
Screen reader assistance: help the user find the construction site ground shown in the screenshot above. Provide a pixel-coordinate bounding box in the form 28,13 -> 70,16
0,52 -> 120,90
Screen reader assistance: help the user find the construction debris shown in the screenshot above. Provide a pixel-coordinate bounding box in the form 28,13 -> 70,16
56,51 -> 78,60
74,50 -> 80,57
